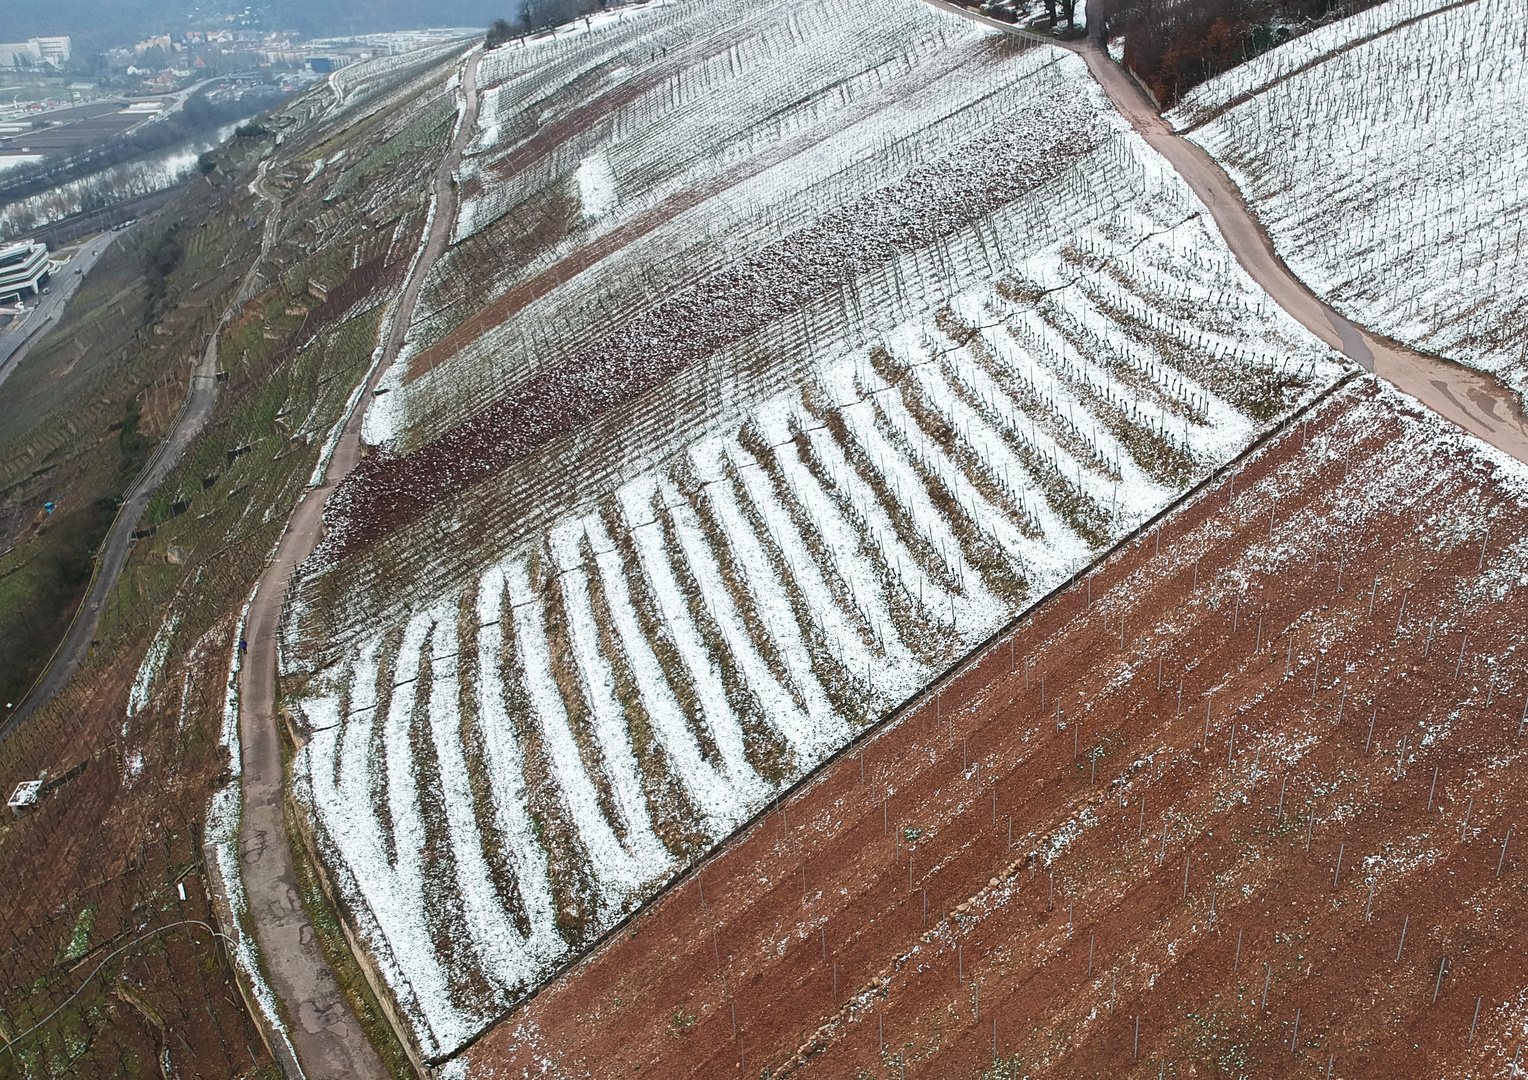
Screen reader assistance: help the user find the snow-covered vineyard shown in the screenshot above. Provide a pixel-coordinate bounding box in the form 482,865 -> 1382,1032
379,0 -> 1115,449
1170,0 -> 1528,397
283,0 -> 1345,1060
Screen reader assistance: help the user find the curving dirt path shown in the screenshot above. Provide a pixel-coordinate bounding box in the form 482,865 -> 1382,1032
234,47 -> 482,1080
926,0 -> 1528,465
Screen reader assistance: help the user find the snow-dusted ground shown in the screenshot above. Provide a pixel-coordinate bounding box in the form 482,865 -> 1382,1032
1170,0 -> 1528,398
287,0 -> 1346,1059
204,596 -> 303,1072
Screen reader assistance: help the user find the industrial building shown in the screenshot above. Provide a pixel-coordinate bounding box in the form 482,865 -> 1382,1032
0,36 -> 70,68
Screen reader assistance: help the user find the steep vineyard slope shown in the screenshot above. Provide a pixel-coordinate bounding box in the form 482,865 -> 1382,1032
464,375 -> 1528,1079
278,0 -> 1347,1061
1168,0 -> 1528,400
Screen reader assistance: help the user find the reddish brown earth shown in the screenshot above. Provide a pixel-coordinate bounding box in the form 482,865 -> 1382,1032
459,377 -> 1528,1079
0,615 -> 275,1080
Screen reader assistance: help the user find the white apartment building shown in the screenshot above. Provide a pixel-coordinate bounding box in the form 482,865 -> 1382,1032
0,241 -> 50,302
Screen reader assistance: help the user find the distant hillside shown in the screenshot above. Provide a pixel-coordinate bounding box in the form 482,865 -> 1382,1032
0,0 -> 502,55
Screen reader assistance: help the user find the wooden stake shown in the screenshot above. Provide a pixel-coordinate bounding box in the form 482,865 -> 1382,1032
1262,963 -> 1270,1008
1470,996 -> 1483,1044
1366,709 -> 1377,753
1291,1007 -> 1300,1051
1462,797 -> 1473,841
1134,1016 -> 1140,1059
1276,777 -> 1286,821
1234,930 -> 1242,973
1432,956 -> 1447,1002
1456,635 -> 1468,680
1334,843 -> 1344,886
1255,614 -> 1262,653
1365,880 -> 1375,922
1498,829 -> 1512,877
1427,768 -> 1439,812
1396,915 -> 1409,962
1088,934 -> 1094,976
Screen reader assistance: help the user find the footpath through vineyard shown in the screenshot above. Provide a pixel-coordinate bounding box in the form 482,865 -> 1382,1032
458,377 -> 1528,1078
232,45 -> 485,1080
953,0 -> 1528,466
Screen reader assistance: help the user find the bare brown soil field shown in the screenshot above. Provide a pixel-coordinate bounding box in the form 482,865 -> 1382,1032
459,375 -> 1528,1079
0,612 -> 276,1080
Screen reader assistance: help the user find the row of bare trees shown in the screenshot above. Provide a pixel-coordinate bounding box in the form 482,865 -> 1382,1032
1093,0 -> 1385,105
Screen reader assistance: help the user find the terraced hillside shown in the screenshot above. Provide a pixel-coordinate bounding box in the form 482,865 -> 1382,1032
1168,0 -> 1528,400
276,0 -> 1347,1061
0,39 -> 484,1079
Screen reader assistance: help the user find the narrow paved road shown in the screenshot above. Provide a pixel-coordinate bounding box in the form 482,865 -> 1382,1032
1065,41 -> 1528,465
927,0 -> 1528,465
0,167 -> 283,741
236,47 -> 481,1080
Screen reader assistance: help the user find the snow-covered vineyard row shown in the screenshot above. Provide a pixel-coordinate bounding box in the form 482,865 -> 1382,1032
392,0 -> 1079,447
290,118 -> 1341,1054
1165,0 -> 1467,131
1174,0 -> 1528,397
